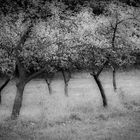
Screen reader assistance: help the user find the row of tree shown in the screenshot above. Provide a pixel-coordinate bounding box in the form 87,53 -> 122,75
0,0 -> 139,119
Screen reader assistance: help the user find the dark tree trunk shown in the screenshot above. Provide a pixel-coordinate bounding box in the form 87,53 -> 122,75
93,75 -> 107,107
11,65 -> 46,119
61,70 -> 70,97
111,66 -> 117,91
64,83 -> 68,97
11,81 -> 26,119
14,64 -> 19,77
11,58 -> 27,119
45,78 -> 52,95
113,68 -> 117,91
0,78 -> 10,104
11,23 -> 35,119
48,83 -> 52,94
90,60 -> 108,107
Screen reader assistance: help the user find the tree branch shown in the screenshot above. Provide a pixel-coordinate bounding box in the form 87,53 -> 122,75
25,68 -> 46,83
14,23 -> 34,79
96,60 -> 109,77
15,23 -> 33,56
0,78 -> 10,92
112,22 -> 118,49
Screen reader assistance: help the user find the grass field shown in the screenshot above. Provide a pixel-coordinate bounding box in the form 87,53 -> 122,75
0,70 -> 140,140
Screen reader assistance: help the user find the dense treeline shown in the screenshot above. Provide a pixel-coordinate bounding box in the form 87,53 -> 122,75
0,0 -> 139,119
0,0 -> 140,15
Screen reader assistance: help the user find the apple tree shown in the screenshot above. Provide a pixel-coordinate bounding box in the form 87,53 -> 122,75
96,2 -> 137,91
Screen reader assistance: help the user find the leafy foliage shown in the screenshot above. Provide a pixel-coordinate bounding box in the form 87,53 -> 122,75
0,1 -> 139,76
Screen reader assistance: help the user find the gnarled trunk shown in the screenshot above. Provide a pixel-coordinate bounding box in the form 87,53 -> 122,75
90,60 -> 108,107
11,66 -> 46,119
92,74 -> 107,107
11,58 -> 27,119
11,81 -> 26,119
11,23 -> 35,119
93,75 -> 107,107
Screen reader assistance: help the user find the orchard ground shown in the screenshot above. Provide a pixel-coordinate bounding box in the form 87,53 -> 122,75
0,69 -> 140,140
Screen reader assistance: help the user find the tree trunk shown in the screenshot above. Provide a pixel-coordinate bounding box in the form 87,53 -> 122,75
11,81 -> 26,119
93,75 -> 107,107
64,83 -> 68,97
47,83 -> 52,95
0,78 -> 10,104
45,79 -> 52,95
61,70 -> 70,97
11,65 -> 47,119
112,67 -> 117,91
11,23 -> 34,119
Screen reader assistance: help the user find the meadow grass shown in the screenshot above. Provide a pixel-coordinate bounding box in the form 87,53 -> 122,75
0,70 -> 140,140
